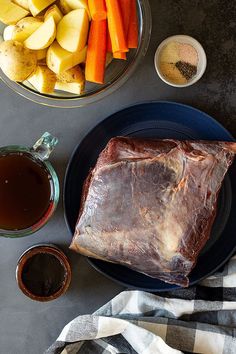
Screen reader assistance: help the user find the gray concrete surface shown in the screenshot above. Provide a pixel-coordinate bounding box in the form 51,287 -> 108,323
0,1 -> 235,353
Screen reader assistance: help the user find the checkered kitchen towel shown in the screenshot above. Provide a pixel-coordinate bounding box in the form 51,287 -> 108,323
46,255 -> 236,354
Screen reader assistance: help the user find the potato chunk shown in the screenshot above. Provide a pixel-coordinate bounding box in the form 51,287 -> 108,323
0,40 -> 37,81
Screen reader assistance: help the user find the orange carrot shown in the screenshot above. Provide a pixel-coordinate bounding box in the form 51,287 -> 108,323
88,0 -> 107,21
119,0 -> 131,39
113,51 -> 126,60
113,0 -> 131,60
128,0 -> 138,48
85,20 -> 107,84
107,31 -> 112,52
105,0 -> 128,53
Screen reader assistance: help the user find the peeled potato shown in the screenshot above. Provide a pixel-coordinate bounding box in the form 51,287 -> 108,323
55,81 -> 84,94
13,0 -> 30,10
28,65 -> 56,93
28,0 -> 56,17
56,65 -> 84,83
0,0 -> 29,25
56,9 -> 89,52
24,17 -> 56,50
64,0 -> 91,19
12,17 -> 43,42
47,41 -> 87,74
55,65 -> 85,94
44,4 -> 63,24
0,40 -> 37,82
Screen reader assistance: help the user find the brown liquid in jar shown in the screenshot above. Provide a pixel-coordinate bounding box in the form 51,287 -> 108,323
21,253 -> 66,297
0,152 -> 51,230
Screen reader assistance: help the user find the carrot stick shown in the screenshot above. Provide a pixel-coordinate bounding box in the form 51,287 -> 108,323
128,0 -> 138,48
107,31 -> 112,52
85,19 -> 107,84
119,0 -> 131,39
88,0 -> 107,21
114,0 -> 131,60
105,0 -> 128,53
113,51 -> 126,60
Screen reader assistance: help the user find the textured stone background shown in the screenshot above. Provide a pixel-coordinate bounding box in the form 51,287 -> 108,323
0,1 -> 235,354
150,0 -> 236,134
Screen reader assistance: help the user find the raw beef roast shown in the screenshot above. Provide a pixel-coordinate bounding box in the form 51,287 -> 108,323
70,137 -> 236,286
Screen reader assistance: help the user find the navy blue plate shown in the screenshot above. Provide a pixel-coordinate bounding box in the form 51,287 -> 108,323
64,101 -> 236,291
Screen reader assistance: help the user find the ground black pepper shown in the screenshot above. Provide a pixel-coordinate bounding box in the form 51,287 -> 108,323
175,61 -> 197,80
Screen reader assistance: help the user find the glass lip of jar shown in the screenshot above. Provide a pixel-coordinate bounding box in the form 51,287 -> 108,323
16,244 -> 71,302
0,146 -> 60,238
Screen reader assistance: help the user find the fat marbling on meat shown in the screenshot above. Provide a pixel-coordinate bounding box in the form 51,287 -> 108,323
70,137 -> 236,286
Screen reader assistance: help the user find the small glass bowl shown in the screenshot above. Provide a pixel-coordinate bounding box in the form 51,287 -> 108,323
16,244 -> 71,302
0,0 -> 152,108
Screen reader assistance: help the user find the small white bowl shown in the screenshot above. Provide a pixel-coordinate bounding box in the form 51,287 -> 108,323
154,35 -> 207,87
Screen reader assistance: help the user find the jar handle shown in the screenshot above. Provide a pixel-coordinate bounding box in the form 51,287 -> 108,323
31,132 -> 58,161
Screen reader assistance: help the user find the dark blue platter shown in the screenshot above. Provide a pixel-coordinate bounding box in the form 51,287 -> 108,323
64,101 -> 236,291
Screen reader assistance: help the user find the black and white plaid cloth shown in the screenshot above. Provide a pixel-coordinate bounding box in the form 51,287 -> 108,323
46,255 -> 236,354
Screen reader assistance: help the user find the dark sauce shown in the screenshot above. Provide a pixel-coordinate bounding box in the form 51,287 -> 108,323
0,153 -> 51,230
22,253 -> 66,297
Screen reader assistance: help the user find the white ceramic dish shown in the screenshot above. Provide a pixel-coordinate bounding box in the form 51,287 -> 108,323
154,35 -> 207,88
